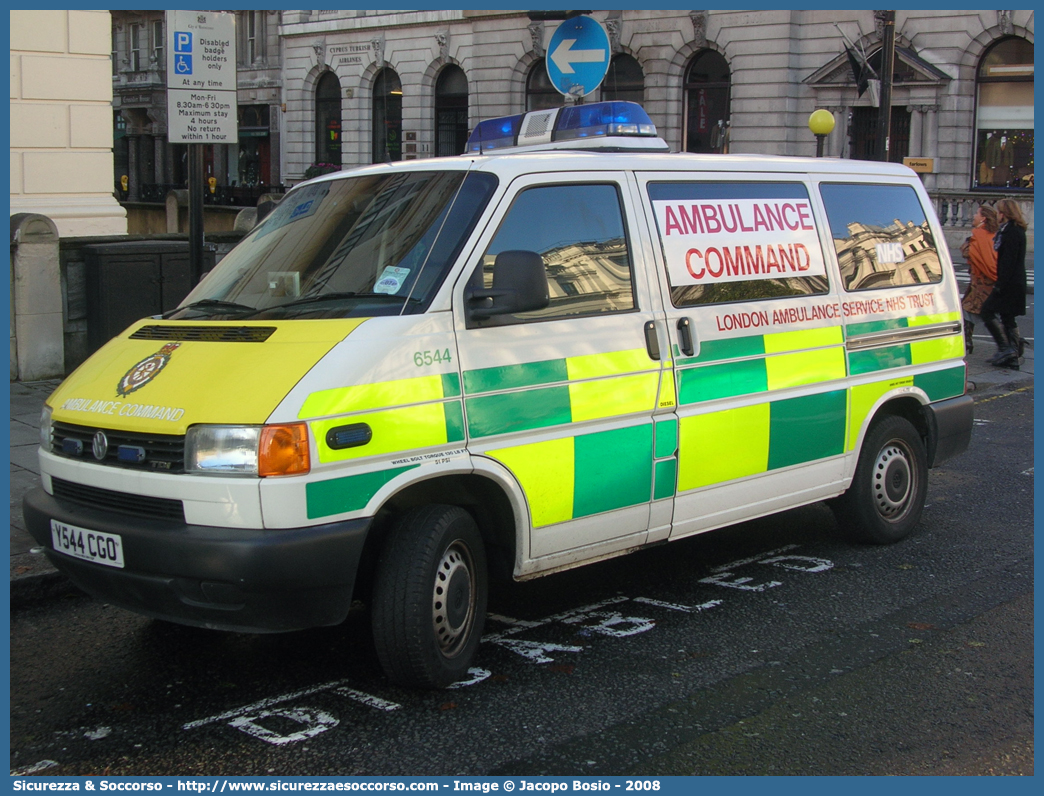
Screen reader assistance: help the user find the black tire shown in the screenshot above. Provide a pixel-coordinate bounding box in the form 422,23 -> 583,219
833,415 -> 928,545
371,505 -> 488,688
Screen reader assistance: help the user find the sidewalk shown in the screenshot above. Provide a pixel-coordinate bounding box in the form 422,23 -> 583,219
7,304 -> 1035,606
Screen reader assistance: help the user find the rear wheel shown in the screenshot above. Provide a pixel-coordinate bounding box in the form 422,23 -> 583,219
833,415 -> 927,544
371,505 -> 487,688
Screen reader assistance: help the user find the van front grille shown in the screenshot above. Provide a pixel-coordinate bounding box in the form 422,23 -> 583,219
52,421 -> 185,473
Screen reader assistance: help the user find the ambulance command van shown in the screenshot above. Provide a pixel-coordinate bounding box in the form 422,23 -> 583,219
25,102 -> 972,688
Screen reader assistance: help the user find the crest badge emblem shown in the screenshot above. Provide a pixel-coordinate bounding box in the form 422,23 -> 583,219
117,342 -> 181,397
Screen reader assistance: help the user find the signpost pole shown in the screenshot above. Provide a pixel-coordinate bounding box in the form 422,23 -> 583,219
188,144 -> 205,283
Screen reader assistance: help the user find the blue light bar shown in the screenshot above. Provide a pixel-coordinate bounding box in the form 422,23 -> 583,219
553,102 -> 657,141
465,101 -> 658,153
466,113 -> 525,153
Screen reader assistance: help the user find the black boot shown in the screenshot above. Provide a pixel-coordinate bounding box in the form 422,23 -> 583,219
984,318 -> 1017,366
1005,324 -> 1025,359
964,321 -> 974,356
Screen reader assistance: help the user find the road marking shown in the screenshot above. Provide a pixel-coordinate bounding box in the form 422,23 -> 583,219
975,385 -> 1033,405
633,597 -> 723,613
183,679 -> 352,730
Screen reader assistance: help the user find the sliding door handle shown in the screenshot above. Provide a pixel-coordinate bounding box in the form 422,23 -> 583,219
644,321 -> 661,361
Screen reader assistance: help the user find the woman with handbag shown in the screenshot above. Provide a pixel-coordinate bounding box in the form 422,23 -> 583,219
959,205 -> 998,355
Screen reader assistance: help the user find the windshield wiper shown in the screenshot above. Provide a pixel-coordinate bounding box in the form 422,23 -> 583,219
164,299 -> 257,318
264,291 -> 419,311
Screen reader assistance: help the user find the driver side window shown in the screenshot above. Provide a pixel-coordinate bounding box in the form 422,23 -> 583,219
478,183 -> 636,323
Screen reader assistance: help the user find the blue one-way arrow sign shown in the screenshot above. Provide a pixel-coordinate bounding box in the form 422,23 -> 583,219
546,15 -> 610,98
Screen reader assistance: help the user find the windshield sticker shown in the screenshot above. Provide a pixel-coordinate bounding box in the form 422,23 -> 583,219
116,343 -> 181,397
374,266 -> 410,295
255,183 -> 331,239
652,198 -> 827,286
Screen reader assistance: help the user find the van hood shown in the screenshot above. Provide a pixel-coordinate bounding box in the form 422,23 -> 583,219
48,319 -> 369,435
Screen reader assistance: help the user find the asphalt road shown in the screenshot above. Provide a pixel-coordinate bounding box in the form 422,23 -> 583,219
9,375 -> 1033,777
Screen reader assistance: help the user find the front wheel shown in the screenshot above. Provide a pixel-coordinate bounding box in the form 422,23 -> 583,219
371,505 -> 488,688
833,415 -> 928,545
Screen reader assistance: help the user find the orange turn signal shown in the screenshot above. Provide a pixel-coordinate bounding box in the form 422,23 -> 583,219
258,423 -> 311,477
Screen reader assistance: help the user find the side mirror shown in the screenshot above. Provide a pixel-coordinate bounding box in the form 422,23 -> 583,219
466,250 -> 549,319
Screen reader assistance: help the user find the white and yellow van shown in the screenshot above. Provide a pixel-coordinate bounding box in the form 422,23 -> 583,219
25,102 -> 972,688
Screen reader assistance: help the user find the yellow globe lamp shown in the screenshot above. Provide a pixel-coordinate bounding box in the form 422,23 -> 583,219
808,109 -> 835,157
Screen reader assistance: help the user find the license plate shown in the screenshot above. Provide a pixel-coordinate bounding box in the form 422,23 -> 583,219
50,520 -> 125,569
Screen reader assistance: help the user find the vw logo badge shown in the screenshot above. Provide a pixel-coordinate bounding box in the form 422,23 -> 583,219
92,431 -> 109,461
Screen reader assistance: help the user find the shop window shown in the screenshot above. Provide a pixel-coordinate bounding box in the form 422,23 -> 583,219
373,68 -> 403,163
477,183 -> 636,324
684,50 -> 730,153
526,60 -> 562,112
974,37 -> 1033,190
599,54 -> 644,104
315,72 -> 342,167
238,105 -> 270,186
819,183 -> 942,291
435,65 -> 469,157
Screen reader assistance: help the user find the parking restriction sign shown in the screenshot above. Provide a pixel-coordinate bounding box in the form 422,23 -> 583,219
166,10 -> 237,144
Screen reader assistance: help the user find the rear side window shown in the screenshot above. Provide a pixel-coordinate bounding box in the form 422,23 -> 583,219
819,183 -> 943,291
477,183 -> 636,323
647,182 -> 829,307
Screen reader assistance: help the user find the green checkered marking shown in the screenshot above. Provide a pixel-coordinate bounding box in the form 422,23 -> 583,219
677,334 -> 766,366
306,465 -> 418,519
848,344 -> 913,375
463,359 -> 568,395
573,424 -> 653,517
845,318 -> 908,337
678,358 -> 769,403
654,459 -> 678,500
441,372 -> 461,398
465,385 -> 572,437
444,401 -> 465,443
914,366 -> 965,402
767,390 -> 847,470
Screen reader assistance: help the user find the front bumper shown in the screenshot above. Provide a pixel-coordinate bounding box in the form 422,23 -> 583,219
23,486 -> 371,633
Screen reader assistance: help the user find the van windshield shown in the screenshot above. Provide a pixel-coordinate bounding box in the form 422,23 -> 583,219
170,170 -> 497,320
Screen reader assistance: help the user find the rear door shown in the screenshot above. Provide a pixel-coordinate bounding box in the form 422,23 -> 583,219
635,173 -> 850,538
452,172 -> 675,565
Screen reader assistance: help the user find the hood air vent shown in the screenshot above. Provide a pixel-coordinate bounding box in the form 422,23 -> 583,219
130,325 -> 276,343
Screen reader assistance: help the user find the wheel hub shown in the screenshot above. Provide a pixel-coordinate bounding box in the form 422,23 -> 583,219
432,542 -> 475,657
874,443 -> 912,520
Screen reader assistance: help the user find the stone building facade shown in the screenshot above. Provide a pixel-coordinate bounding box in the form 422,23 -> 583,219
279,8 -> 1034,203
10,9 -> 126,236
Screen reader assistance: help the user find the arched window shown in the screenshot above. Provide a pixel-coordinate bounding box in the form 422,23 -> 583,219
373,68 -> 403,163
526,60 -> 561,112
974,37 -> 1033,189
599,54 -> 644,104
684,50 -> 730,153
315,71 -> 341,166
435,65 -> 469,157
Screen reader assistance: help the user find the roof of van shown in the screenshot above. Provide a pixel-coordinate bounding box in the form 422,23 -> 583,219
304,149 -> 918,190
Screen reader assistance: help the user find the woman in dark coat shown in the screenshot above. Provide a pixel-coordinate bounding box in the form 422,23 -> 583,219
980,198 -> 1028,368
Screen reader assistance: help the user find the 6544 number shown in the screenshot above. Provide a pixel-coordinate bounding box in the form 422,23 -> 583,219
413,349 -> 452,367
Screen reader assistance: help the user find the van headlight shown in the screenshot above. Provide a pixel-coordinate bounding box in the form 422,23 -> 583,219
40,405 -> 53,451
185,423 -> 311,477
